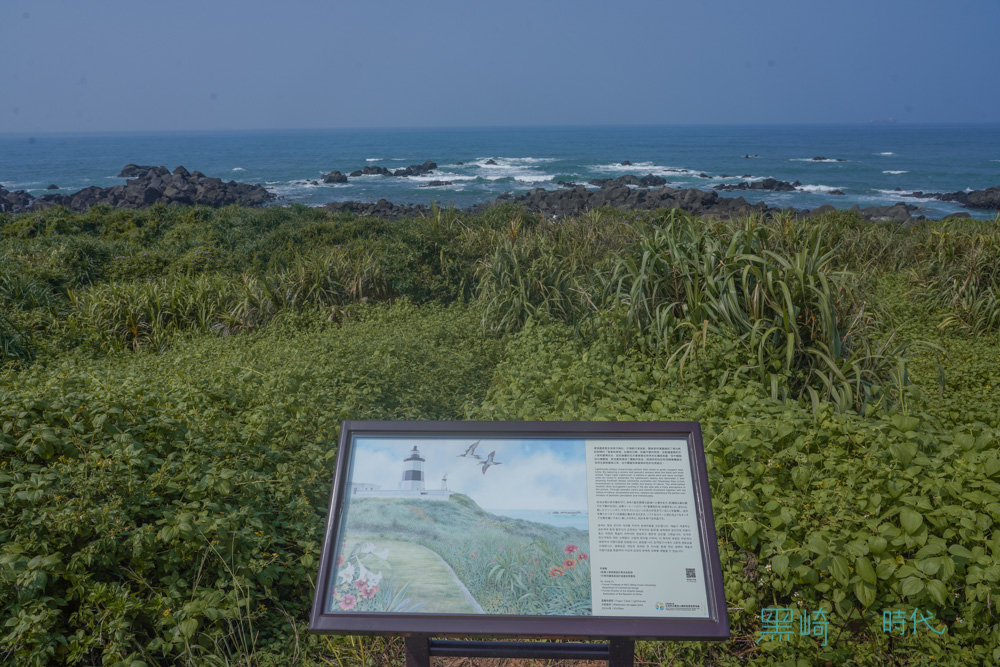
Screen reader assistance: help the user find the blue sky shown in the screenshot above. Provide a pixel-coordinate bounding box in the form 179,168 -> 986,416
3,0 -> 999,133
351,437 -> 589,511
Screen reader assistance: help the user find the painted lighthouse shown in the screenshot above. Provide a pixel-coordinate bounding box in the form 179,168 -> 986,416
350,443 -> 454,500
400,446 -> 425,491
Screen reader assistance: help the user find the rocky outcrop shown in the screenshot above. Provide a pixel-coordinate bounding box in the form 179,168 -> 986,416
392,161 -> 437,177
323,199 -> 430,220
322,170 -> 348,184
715,178 -> 801,192
467,185 -> 770,220
419,181 -> 453,187
349,166 -> 392,177
811,157 -> 844,162
0,188 -> 35,212
118,164 -> 168,178
0,165 -> 275,213
910,186 -> 1000,211
588,174 -> 668,188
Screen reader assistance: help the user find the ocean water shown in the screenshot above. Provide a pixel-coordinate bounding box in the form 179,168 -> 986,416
1,124 -> 998,219
487,508 -> 589,531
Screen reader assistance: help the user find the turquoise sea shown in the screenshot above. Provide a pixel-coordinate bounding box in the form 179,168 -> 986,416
2,124 -> 998,219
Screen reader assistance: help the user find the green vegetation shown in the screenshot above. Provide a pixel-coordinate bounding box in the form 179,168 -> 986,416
1,201 -> 1000,665
340,496 -> 591,615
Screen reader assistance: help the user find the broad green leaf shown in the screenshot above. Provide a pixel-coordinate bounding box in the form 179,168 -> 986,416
856,557 -> 877,585
900,577 -> 924,597
772,554 -> 789,577
855,580 -> 876,608
925,580 -> 948,607
900,509 -> 923,535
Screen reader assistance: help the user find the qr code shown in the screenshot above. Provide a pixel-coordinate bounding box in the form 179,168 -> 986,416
686,568 -> 696,581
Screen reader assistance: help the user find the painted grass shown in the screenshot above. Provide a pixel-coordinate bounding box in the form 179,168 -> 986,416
348,537 -> 481,614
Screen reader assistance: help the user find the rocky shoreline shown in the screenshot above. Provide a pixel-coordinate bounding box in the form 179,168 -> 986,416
0,164 -> 274,213
2,161 -> 998,222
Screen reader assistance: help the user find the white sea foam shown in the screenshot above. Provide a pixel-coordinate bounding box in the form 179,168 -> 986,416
791,158 -> 847,163
877,152 -> 895,156
406,171 -> 476,183
232,167 -> 245,171
470,158 -> 556,183
365,158 -> 381,162
882,170 -> 908,175
796,184 -> 843,194
592,161 -> 693,177
475,156 -> 557,165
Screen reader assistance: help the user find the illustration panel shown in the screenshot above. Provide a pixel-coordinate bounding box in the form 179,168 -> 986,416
327,436 -> 592,616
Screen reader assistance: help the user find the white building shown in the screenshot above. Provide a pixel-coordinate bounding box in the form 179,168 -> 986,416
351,445 -> 455,501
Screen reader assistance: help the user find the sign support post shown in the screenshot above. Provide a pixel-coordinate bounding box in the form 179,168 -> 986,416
403,637 -> 635,666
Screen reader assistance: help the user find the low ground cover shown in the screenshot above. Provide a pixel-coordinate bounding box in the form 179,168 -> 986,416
1,203 -> 999,665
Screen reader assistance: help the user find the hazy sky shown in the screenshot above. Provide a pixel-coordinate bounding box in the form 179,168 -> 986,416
3,0 -> 999,133
351,437 -> 589,511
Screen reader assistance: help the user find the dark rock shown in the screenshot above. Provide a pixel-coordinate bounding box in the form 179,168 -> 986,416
946,211 -> 972,219
456,161 -> 464,165
588,174 -> 667,189
860,203 -> 917,223
830,190 -> 846,196
556,181 -> 578,188
323,199 -> 431,220
118,164 -> 168,178
966,186 -> 1000,210
173,166 -> 190,177
809,204 -> 837,217
901,186 -> 1000,210
392,161 -> 437,177
484,159 -> 497,166
714,178 -> 797,192
420,180 -> 453,187
322,170 -> 348,184
46,184 -> 59,190
349,166 -> 392,177
811,156 -> 844,162
3,165 -> 275,212
620,160 -> 632,166
698,173 -> 710,178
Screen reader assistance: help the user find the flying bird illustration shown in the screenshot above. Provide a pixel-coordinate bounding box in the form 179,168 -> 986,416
479,450 -> 503,475
458,441 -> 482,459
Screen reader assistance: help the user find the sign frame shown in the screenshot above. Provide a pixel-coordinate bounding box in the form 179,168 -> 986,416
309,420 -> 729,641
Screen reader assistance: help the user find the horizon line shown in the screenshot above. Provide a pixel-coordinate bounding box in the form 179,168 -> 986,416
4,121 -> 1000,137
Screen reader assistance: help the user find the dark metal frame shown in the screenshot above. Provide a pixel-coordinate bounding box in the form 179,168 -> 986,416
309,420 -> 729,641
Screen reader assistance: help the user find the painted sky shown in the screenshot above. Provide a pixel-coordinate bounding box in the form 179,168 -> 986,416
351,437 -> 589,511
3,0 -> 999,133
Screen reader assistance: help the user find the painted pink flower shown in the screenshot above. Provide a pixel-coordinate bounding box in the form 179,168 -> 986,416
563,558 -> 577,569
354,579 -> 368,592
362,585 -> 378,599
339,594 -> 357,610
564,545 -> 578,554
577,552 -> 588,561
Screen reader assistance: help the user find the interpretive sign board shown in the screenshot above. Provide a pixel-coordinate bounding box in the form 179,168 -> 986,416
309,421 -> 729,640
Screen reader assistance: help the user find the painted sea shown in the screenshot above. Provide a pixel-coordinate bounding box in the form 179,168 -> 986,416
2,124 -> 998,219
486,509 -> 590,531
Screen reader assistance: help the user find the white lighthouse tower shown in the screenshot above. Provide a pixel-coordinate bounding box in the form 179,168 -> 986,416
400,445 -> 425,491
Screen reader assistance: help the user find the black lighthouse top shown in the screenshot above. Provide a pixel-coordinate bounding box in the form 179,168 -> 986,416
404,446 -> 425,462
